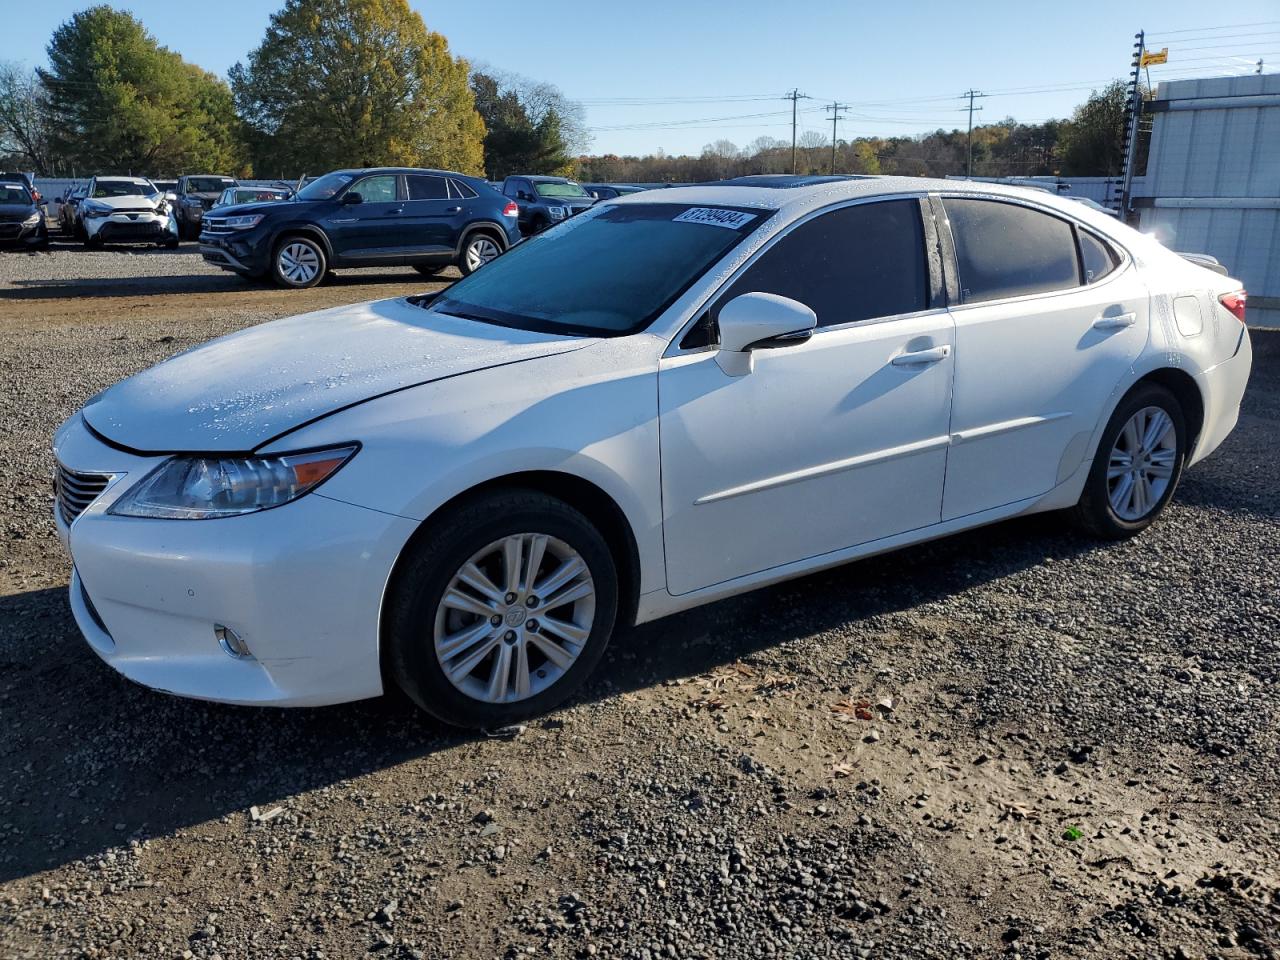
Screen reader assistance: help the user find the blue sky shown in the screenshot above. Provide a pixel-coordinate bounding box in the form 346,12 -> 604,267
4,1 -> 1278,156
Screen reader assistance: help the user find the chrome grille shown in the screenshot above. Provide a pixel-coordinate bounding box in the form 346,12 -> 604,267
55,464 -> 112,525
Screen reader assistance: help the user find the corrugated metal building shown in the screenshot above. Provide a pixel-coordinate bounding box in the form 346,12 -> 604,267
1136,73 -> 1280,328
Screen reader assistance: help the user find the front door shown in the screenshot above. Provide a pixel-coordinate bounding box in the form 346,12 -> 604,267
659,198 -> 955,596
938,196 -> 1149,520
326,174 -> 406,261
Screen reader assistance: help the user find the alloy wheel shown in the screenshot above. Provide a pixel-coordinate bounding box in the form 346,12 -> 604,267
433,533 -> 595,704
465,236 -> 501,272
278,242 -> 320,284
1107,405 -> 1177,521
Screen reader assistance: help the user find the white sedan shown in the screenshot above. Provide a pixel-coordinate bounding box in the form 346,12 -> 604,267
53,176 -> 1252,727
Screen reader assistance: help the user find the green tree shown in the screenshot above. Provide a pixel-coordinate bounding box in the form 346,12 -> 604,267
40,6 -> 244,175
1058,81 -> 1131,176
0,62 -> 54,174
230,0 -> 484,176
471,71 -> 579,179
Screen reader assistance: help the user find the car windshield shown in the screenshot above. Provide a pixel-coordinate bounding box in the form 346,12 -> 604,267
535,181 -> 590,199
94,180 -> 149,198
0,183 -> 32,204
428,203 -> 768,337
296,172 -> 355,200
187,177 -> 234,193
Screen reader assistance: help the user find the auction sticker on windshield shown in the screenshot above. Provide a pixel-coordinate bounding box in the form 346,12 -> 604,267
673,207 -> 757,230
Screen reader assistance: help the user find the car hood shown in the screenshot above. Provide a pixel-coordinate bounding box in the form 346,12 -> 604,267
214,199 -> 298,217
82,297 -> 591,453
0,202 -> 36,216
89,194 -> 160,211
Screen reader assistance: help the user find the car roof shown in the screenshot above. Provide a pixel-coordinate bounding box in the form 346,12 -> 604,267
609,175 -> 1127,229
331,167 -> 469,178
95,175 -> 152,183
525,175 -> 574,183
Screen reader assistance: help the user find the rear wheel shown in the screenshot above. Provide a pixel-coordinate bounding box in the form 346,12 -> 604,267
458,233 -> 503,276
385,489 -> 619,728
271,236 -> 326,289
1073,383 -> 1186,539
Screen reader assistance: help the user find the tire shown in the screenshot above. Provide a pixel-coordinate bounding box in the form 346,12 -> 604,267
164,236 -> 180,249
529,216 -> 549,235
413,264 -> 449,278
1073,383 -> 1186,539
457,232 -> 504,276
84,234 -> 103,249
270,235 -> 326,289
385,489 -> 619,728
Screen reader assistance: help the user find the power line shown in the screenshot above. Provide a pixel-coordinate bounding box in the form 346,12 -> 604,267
1146,19 -> 1280,38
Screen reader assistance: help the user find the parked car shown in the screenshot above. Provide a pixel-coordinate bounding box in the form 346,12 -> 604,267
0,179 -> 48,249
79,176 -> 178,248
1066,196 -> 1121,218
151,179 -> 178,196
213,185 -> 293,208
174,174 -> 236,239
198,167 -> 520,288
53,176 -> 1252,727
501,175 -> 596,234
58,184 -> 88,238
582,183 -> 647,201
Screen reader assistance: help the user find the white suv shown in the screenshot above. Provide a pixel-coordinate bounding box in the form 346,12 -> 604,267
80,176 -> 179,248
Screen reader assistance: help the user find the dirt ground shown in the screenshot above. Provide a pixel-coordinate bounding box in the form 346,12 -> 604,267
0,244 -> 1277,960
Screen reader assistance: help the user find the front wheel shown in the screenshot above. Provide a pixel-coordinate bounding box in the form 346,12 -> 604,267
271,237 -> 326,289
458,233 -> 503,276
385,489 -> 619,728
1073,383 -> 1186,539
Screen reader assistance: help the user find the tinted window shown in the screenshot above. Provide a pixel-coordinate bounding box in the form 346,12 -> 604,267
1,183 -> 32,204
407,175 -> 449,200
353,175 -> 398,203
429,203 -> 765,337
945,198 -> 1080,303
503,180 -> 519,197
1079,230 -> 1119,283
717,200 -> 929,327
449,178 -> 478,199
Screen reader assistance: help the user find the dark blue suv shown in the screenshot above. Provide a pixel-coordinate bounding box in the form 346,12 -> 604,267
199,167 -> 522,289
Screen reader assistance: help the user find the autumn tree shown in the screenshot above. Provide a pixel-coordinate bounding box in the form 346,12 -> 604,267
230,0 -> 484,176
40,6 -> 245,175
1058,81 -> 1131,176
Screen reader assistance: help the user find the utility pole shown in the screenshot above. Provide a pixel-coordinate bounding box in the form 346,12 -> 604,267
1258,58 -> 1264,75
826,102 -> 848,174
1120,30 -> 1146,217
784,89 -> 811,174
961,89 -> 986,177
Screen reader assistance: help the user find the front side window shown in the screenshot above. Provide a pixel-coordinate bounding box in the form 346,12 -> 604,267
297,172 -> 353,200
716,199 -> 930,327
535,180 -> 590,199
352,175 -> 398,203
407,175 -> 449,200
1079,230 -> 1120,283
428,203 -> 768,337
944,198 -> 1080,303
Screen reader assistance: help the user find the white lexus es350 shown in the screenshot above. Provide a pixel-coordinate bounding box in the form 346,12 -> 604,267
53,175 -> 1252,727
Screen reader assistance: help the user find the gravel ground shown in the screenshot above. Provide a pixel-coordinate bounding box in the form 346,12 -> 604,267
0,246 -> 1277,959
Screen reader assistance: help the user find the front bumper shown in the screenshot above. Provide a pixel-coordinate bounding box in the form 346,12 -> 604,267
199,227 -> 271,275
52,415 -> 418,707
0,218 -> 47,246
83,211 -> 177,243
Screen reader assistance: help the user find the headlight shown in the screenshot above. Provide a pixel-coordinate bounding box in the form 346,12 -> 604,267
109,445 -> 358,519
82,201 -> 112,218
223,214 -> 265,230
549,206 -> 566,219
23,212 -> 41,227
154,200 -> 168,215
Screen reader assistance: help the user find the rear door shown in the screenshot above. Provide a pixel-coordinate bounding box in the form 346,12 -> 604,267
326,173 -> 406,262
938,195 -> 1148,519
400,174 -> 464,256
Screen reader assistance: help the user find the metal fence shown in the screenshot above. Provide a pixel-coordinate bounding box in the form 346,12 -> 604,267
1135,74 -> 1280,328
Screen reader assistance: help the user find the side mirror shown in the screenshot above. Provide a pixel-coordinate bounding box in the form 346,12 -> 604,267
341,191 -> 363,205
715,292 -> 816,377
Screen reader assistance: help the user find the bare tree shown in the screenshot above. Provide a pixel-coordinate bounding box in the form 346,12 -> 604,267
0,62 -> 53,173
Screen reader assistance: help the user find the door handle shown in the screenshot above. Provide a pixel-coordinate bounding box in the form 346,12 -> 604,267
386,207 -> 404,215
1092,312 -> 1136,330
445,206 -> 462,213
891,345 -> 951,366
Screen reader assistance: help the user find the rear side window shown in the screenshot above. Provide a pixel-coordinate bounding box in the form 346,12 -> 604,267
944,198 -> 1080,303
1079,230 -> 1120,283
448,178 -> 478,200
717,199 -> 929,327
407,175 -> 449,200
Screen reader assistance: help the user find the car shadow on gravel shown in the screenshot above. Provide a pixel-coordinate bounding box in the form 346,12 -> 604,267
0,511 -> 1101,885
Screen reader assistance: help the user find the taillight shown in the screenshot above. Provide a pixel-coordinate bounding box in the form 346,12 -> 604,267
502,201 -> 518,218
1219,290 -> 1247,323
